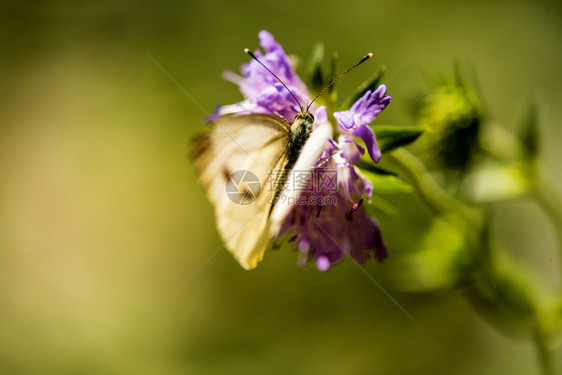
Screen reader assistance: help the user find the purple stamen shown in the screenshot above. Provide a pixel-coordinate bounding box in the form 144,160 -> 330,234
348,199 -> 364,216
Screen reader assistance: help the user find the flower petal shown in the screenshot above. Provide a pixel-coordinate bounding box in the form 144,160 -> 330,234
338,134 -> 365,163
316,256 -> 331,271
353,124 -> 382,163
333,85 -> 390,163
314,106 -> 328,125
258,30 -> 281,53
335,86 -> 392,128
334,110 -> 355,131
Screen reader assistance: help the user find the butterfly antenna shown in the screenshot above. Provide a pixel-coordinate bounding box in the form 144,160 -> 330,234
307,53 -> 373,112
244,49 -> 304,112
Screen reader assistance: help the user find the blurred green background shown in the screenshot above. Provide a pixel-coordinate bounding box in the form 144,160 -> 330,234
1,1 -> 561,374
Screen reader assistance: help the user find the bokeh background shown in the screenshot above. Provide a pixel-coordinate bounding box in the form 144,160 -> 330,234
1,1 -> 561,374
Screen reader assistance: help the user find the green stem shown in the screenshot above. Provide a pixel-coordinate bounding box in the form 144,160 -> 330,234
532,165 -> 562,264
534,328 -> 553,375
482,124 -> 562,266
381,148 -> 479,226
385,149 -> 559,375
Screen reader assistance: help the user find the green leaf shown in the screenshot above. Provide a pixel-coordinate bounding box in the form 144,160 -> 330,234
365,196 -> 398,217
339,65 -> 386,110
306,42 -> 325,93
355,159 -> 395,176
373,125 -> 425,153
362,170 -> 413,194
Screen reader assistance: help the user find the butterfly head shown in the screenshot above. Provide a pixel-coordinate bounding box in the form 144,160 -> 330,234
290,110 -> 314,144
294,110 -> 314,125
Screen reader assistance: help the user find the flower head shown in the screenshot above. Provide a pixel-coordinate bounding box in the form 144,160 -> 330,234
417,78 -> 481,172
212,30 -> 391,270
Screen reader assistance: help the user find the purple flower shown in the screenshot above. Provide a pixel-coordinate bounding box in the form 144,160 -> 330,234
211,30 -> 391,270
334,86 -> 392,163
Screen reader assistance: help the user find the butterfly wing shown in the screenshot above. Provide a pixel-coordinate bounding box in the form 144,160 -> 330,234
191,114 -> 291,269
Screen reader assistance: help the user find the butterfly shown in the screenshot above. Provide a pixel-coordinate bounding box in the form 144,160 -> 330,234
191,49 -> 371,269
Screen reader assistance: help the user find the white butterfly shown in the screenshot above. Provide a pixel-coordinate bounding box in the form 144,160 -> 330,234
191,111 -> 332,269
191,49 -> 371,269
